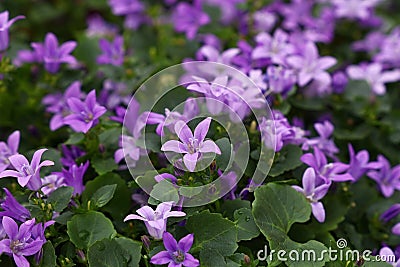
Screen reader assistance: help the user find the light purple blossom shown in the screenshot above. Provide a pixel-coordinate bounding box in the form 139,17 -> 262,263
0,131 -> 20,172
124,202 -> 186,239
367,155 -> 400,198
347,144 -> 381,181
292,167 -> 331,223
301,147 -> 354,183
150,232 -> 200,267
161,117 -> 221,172
302,120 -> 339,158
374,28 -> 400,68
331,0 -> 381,20
42,81 -> 84,131
64,90 -> 107,134
62,162 -> 89,196
0,188 -> 31,222
0,149 -> 54,191
196,45 -> 240,66
352,31 -> 385,53
171,1 -> 210,40
85,14 -> 118,38
204,0 -> 244,25
379,247 -> 400,266
41,173 -> 66,196
287,42 -> 336,89
252,29 -> 295,66
100,79 -> 130,109
108,0 -> 144,16
97,36 -> 124,66
265,65 -> 296,97
0,216 -> 45,267
32,32 -> 77,73
346,63 -> 400,95
0,11 -> 25,51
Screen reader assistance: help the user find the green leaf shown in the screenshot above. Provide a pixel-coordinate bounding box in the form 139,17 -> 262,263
215,138 -> 232,170
40,241 -> 56,267
186,210 -> 238,267
234,208 -> 260,241
344,80 -> 371,101
67,211 -> 116,249
90,184 -> 117,208
91,158 -> 118,175
269,145 -> 303,177
150,179 -> 179,203
82,173 -> 131,220
221,199 -> 251,220
47,186 -> 74,212
87,239 -> 127,267
65,132 -> 85,145
115,237 -> 142,267
252,183 -> 328,267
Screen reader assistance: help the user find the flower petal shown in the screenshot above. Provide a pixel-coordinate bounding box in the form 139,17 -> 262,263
174,121 -> 193,144
163,232 -> 178,252
136,206 -> 155,220
124,214 -> 146,222
311,202 -> 325,223
183,152 -> 199,172
161,140 -> 188,153
7,131 -> 20,154
199,140 -> 221,154
8,154 -> 29,171
150,251 -> 172,265
31,148 -> 48,169
194,117 -> 211,142
2,216 -> 18,240
178,233 -> 194,253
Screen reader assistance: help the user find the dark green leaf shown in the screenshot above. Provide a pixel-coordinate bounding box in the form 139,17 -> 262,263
47,186 -> 74,212
90,184 -> 117,208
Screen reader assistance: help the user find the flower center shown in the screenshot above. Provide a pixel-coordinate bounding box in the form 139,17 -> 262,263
80,111 -> 94,123
10,240 -> 25,254
187,138 -> 199,154
172,250 -> 185,263
21,165 -> 34,176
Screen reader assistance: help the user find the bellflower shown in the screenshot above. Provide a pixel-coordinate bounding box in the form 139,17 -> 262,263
374,28 -> 400,68
265,65 -> 296,97
100,79 -> 130,109
347,144 -> 381,181
62,162 -> 89,196
331,0 -> 381,20
196,45 -> 240,67
0,130 -> 20,172
287,42 -> 336,88
381,204 -> 400,223
379,247 -> 400,266
0,11 -> 25,51
42,81 -> 84,131
292,167 -> 331,223
0,188 -> 31,222
252,29 -> 295,65
0,217 -> 45,267
97,36 -> 124,66
124,202 -> 186,239
150,232 -> 200,267
301,147 -> 353,183
41,173 -> 66,196
60,145 -> 85,167
85,14 -> 118,38
367,155 -> 400,198
346,62 -> 400,95
64,90 -> 107,134
161,117 -> 221,172
171,1 -> 210,40
0,149 -> 54,191
32,32 -> 77,73
302,120 -> 339,158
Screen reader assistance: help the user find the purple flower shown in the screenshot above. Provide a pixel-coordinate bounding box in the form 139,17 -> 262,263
33,33 -> 77,73
60,145 -> 85,167
0,130 -> 20,172
100,79 -> 130,109
64,90 -> 107,134
347,144 -> 381,181
287,42 -> 336,88
0,11 -> 25,51
331,0 -> 381,20
85,14 -> 118,38
196,45 -> 240,66
352,31 -> 385,53
374,28 -> 400,68
124,202 -> 186,239
0,149 -> 54,191
292,167 -> 331,223
97,36 -> 124,66
252,29 -> 295,65
331,71 -> 348,94
161,117 -> 221,172
41,173 -> 66,196
367,155 -> 400,198
42,81 -> 84,131
265,65 -> 296,97
379,247 -> 400,266
301,147 -> 354,183
381,204 -> 400,222
346,63 -> 400,95
0,216 -> 45,267
171,1 -> 210,40
150,232 -> 200,267
108,0 -> 144,16
62,162 -> 89,196
0,188 -> 31,222
302,120 -> 339,158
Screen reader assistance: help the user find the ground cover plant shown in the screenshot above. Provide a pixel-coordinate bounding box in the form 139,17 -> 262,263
1,0 -> 400,266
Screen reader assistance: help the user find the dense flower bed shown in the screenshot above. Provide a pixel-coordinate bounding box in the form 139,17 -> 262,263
1,0 -> 400,266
